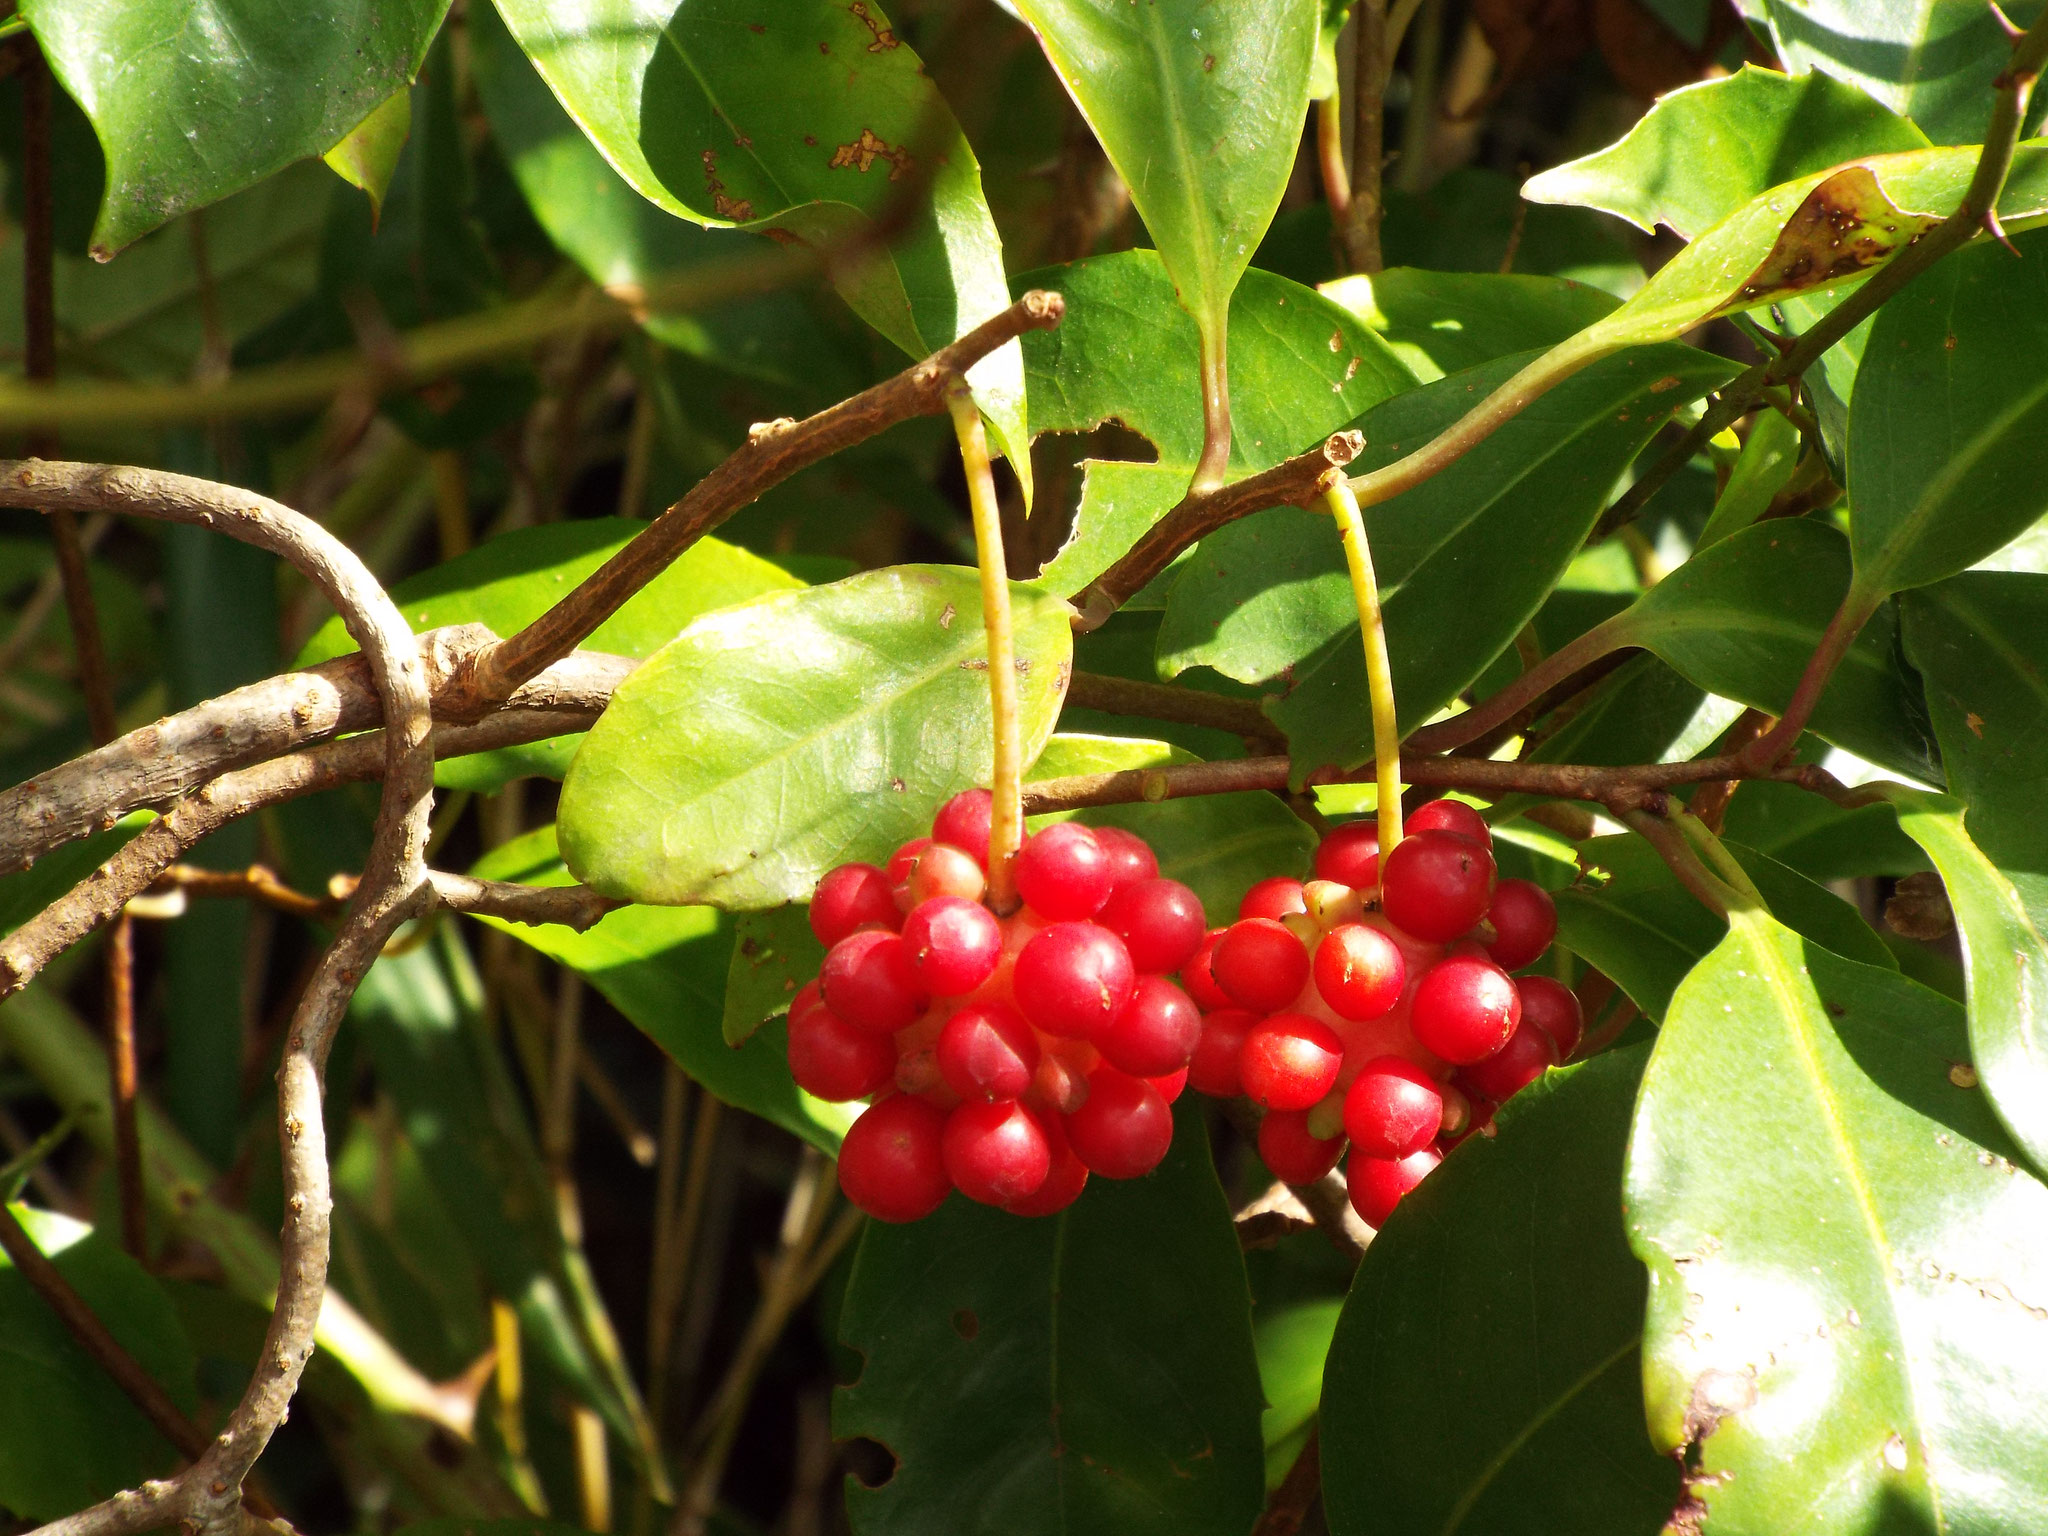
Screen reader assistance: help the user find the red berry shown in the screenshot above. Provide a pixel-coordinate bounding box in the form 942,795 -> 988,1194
1456,1019 -> 1559,1103
1213,918 -> 1311,1012
1313,923 -> 1406,1020
935,1002 -> 1039,1102
1189,1008 -> 1257,1097
1148,1066 -> 1189,1103
1346,1145 -> 1441,1227
1516,974 -> 1584,1059
1240,1013 -> 1344,1111
820,930 -> 928,1033
896,843 -> 987,910
1408,799 -> 1492,847
787,997 -> 895,1101
943,1100 -> 1052,1206
1098,877 -> 1206,975
900,896 -> 1002,996
1091,825 -> 1160,894
1097,975 -> 1201,1077
885,838 -> 932,885
1411,954 -> 1521,1064
1239,876 -> 1307,921
931,788 -> 993,867
1342,1055 -> 1443,1157
1258,1109 -> 1346,1184
1013,921 -> 1136,1039
1065,1067 -> 1173,1179
1381,830 -> 1496,942
1314,822 -> 1381,889
839,1097 -> 952,1222
1486,879 -> 1557,971
1182,930 -> 1232,1011
1015,823 -> 1114,920
1005,1107 -> 1089,1216
809,863 -> 899,947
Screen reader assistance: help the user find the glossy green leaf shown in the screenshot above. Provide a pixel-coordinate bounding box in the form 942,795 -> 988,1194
1524,65 -> 1928,240
471,825 -> 853,1154
1008,0 -> 1320,398
1027,734 -> 1316,920
488,0 -> 1030,487
1626,908 -> 2048,1531
560,566 -> 1072,910
1322,1048 -> 1676,1536
1849,230 -> 2048,598
0,1206 -> 199,1521
836,1099 -> 1264,1536
1320,267 -> 1620,383
1244,347 -> 1730,774
1554,834 -> 1895,1021
723,905 -> 825,1048
1255,1298 -> 1340,1488
1760,0 -> 2038,145
21,0 -> 448,257
299,519 -> 804,791
1698,408 -> 1801,549
323,89 -> 411,222
1717,778 -> 1930,882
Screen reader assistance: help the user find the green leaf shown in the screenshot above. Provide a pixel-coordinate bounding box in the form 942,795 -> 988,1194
0,814 -> 148,938
298,520 -> 804,791
1524,65 -> 1929,240
1626,909 -> 2048,1530
1760,0 -> 2037,145
1007,0 -> 1320,411
322,89 -> 411,223
1246,346 -> 1731,774
1023,253 -> 1414,594
1320,267 -> 1621,383
1848,229 -> 2048,598
1554,834 -> 1895,1021
559,566 -> 1073,910
1716,779 -> 1930,882
21,0 -> 448,257
1027,734 -> 1316,921
1255,1298 -> 1341,1488
723,906 -> 825,1048
1322,1048 -> 1677,1536
836,1099 -> 1265,1536
1698,408 -> 1801,550
0,1206 -> 199,1521
487,0 -> 1030,488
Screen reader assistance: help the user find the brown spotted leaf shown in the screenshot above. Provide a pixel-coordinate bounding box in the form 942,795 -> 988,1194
1712,165 -> 1942,316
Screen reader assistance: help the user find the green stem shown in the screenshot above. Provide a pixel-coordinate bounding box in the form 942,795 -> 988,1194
1192,324 -> 1233,493
1326,482 -> 1403,852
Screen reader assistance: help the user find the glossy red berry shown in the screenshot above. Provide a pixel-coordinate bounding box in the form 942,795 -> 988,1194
1097,975 -> 1201,1078
1258,1109 -> 1346,1184
1212,918 -> 1311,1012
1486,879 -> 1557,971
1313,923 -> 1406,1020
786,997 -> 895,1101
1097,877 -> 1206,975
895,842 -> 987,910
1013,921 -> 1136,1039
1182,931 -> 1233,1011
839,1097 -> 952,1222
1015,823 -> 1114,920
1092,824 -> 1160,894
931,788 -> 993,867
885,837 -> 932,885
1457,1019 -> 1559,1103
1346,1145 -> 1441,1227
1411,954 -> 1521,1064
1148,1066 -> 1189,1103
935,1003 -> 1039,1102
1314,822 -> 1381,889
820,929 -> 928,1033
1342,1055 -> 1443,1157
809,863 -> 899,947
1005,1107 -> 1089,1216
1188,1008 -> 1257,1097
1065,1067 -> 1173,1179
1381,830 -> 1496,942
1239,1012 -> 1344,1111
1407,799 -> 1491,847
900,895 -> 1002,996
1239,876 -> 1308,921
1515,974 -> 1584,1059
943,1100 -> 1052,1206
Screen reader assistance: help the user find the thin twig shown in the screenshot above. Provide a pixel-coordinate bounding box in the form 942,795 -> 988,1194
1344,0 -> 1388,273
104,915 -> 144,1260
1064,670 -> 1271,736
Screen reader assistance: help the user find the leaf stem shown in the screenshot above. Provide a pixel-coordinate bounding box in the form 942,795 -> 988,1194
1193,325 -> 1234,493
1317,95 -> 1351,220
1738,584 -> 1882,771
1325,482 -> 1403,851
948,380 -> 1024,911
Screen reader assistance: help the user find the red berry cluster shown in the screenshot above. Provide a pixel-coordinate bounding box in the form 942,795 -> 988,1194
1182,801 -> 1582,1228
790,792 -> 1209,1223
